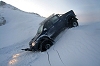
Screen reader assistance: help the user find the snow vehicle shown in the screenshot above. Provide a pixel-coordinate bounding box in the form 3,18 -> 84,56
22,10 -> 78,52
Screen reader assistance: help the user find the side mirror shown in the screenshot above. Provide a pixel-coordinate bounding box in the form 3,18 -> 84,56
44,28 -> 47,31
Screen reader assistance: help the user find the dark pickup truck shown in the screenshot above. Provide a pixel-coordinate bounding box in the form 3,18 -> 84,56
22,10 -> 78,52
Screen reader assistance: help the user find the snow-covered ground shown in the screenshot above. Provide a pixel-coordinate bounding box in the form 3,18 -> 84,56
0,1 -> 100,66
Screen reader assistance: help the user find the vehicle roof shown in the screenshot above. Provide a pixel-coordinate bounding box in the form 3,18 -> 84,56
39,10 -> 75,26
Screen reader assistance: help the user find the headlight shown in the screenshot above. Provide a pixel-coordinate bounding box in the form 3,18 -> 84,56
32,42 -> 35,46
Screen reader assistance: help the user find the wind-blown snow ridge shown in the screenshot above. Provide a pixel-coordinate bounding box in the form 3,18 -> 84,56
0,1 -> 100,66
0,1 -> 18,10
0,1 -> 42,18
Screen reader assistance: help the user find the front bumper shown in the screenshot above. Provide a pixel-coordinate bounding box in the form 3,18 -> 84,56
29,41 -> 39,51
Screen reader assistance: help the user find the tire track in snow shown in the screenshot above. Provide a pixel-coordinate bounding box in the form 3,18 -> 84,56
53,48 -> 66,66
55,50 -> 66,66
47,51 -> 51,66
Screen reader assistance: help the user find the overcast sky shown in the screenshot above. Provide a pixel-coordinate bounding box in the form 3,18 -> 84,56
2,0 -> 100,23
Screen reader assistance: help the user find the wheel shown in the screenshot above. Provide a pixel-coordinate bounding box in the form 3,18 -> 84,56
40,40 -> 53,52
68,20 -> 78,28
67,16 -> 78,28
72,21 -> 78,27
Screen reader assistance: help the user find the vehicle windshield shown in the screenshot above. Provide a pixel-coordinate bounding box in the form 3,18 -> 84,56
37,25 -> 43,34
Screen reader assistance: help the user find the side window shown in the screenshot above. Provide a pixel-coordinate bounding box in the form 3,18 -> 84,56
44,15 -> 59,29
50,16 -> 59,24
45,21 -> 53,29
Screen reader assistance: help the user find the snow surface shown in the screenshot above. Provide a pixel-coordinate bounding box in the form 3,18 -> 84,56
0,2 -> 100,66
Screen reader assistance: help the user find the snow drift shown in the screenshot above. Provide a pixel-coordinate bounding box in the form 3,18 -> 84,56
0,1 -> 100,66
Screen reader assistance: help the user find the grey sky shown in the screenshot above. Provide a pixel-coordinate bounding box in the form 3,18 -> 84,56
2,0 -> 100,23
